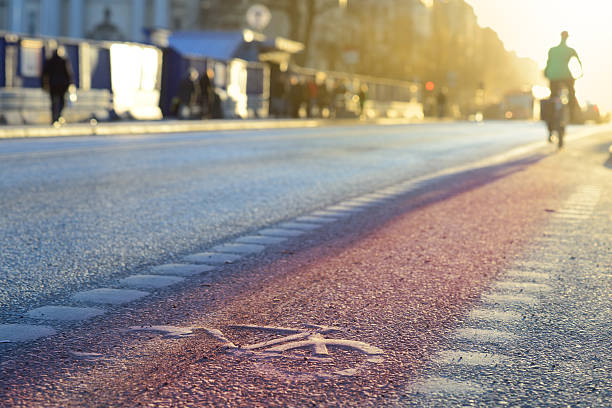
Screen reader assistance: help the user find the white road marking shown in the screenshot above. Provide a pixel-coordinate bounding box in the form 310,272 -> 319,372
339,200 -> 375,208
26,306 -> 106,321
504,270 -> 551,281
483,293 -> 539,305
556,209 -> 592,215
277,222 -> 320,231
235,235 -> 288,245
454,328 -> 518,343
128,325 -> 197,338
0,324 -> 57,343
310,210 -> 351,218
494,281 -> 552,293
257,228 -> 305,238
325,205 -> 363,212
69,351 -> 109,361
150,263 -> 216,277
210,243 -> 266,255
294,216 -> 338,224
468,309 -> 522,322
553,214 -> 590,220
72,288 -> 149,305
119,275 -> 185,289
513,260 -> 557,270
184,252 -> 243,264
220,324 -> 383,359
413,377 -> 484,395
435,350 -> 510,366
362,193 -> 394,200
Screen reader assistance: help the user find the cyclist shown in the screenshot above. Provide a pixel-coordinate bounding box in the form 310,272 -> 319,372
544,31 -> 582,124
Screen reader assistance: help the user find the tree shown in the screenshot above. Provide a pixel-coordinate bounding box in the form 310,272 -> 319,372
260,0 -> 345,64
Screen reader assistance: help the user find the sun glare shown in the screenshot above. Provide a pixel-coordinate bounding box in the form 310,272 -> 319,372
467,0 -> 612,110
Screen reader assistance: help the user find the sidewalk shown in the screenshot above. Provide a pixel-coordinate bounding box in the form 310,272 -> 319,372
0,117 -> 443,139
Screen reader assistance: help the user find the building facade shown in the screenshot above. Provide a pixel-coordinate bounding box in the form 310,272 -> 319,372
0,0 -> 170,43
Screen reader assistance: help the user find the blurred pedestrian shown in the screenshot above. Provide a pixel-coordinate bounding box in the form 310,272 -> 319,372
317,80 -> 330,118
288,76 -> 302,118
42,47 -> 74,125
199,68 -> 215,119
437,89 -> 447,118
307,78 -> 318,118
358,84 -> 368,118
176,68 -> 200,119
331,80 -> 347,119
270,73 -> 288,118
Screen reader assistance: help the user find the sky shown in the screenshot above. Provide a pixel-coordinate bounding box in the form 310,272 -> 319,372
466,0 -> 612,111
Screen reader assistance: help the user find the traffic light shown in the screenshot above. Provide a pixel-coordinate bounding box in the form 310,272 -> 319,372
425,81 -> 435,92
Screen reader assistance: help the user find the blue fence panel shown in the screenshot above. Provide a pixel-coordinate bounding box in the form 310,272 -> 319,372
62,43 -> 80,88
90,46 -> 111,90
0,37 -> 5,88
160,48 -> 188,116
18,41 -> 44,88
246,66 -> 264,95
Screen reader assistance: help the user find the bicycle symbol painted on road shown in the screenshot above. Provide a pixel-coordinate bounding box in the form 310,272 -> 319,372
215,324 -> 383,359
129,323 -> 385,377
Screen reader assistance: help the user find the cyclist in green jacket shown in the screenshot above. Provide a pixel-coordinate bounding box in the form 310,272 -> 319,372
544,31 -> 582,121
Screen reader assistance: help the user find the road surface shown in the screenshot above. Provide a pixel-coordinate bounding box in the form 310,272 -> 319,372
0,122 -> 610,406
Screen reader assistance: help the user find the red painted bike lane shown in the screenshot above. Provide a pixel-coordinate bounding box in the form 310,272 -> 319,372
2,135 -> 604,407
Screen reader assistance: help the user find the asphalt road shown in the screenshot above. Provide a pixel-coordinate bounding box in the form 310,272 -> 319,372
0,122 -> 610,407
0,122 -> 548,322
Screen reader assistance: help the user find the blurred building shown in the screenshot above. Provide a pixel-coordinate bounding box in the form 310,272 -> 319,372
0,0 -> 171,42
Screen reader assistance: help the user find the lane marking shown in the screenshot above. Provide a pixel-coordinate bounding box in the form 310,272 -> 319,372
210,243 -> 267,255
483,293 -> 538,305
340,200 -> 376,208
257,228 -> 305,238
128,325 -> 198,338
494,281 -> 552,293
294,216 -> 338,224
235,235 -> 288,245
512,260 -> 558,270
119,275 -> 185,289
26,306 -> 106,321
69,351 -> 110,361
0,324 -> 57,343
468,309 -> 522,322
72,288 -> 149,305
435,350 -> 510,366
184,252 -> 243,264
149,263 -> 216,277
325,205 -> 363,212
276,222 -> 320,231
504,270 -> 551,281
362,193 -> 394,200
310,210 -> 351,218
454,328 -> 518,343
556,209 -> 592,214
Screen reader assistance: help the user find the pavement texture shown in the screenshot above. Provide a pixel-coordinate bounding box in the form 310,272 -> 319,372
0,122 -> 550,323
0,128 -> 610,407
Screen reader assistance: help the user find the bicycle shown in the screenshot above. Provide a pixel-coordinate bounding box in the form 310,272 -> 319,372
543,86 -> 570,149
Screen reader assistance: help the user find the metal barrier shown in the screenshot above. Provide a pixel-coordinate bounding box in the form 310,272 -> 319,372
0,32 -> 160,125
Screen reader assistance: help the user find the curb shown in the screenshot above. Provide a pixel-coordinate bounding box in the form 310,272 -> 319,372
0,117 -> 447,140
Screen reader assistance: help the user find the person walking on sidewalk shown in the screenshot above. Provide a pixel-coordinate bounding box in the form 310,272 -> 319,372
42,47 -> 74,125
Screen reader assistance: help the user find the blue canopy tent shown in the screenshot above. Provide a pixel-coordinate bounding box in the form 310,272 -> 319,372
153,29 -> 302,118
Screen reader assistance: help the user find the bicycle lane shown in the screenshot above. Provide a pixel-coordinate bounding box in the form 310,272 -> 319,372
1,132 -> 609,407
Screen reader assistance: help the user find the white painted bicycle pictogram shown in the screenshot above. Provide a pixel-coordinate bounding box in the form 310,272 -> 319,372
129,323 -> 385,376
204,324 -> 384,362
